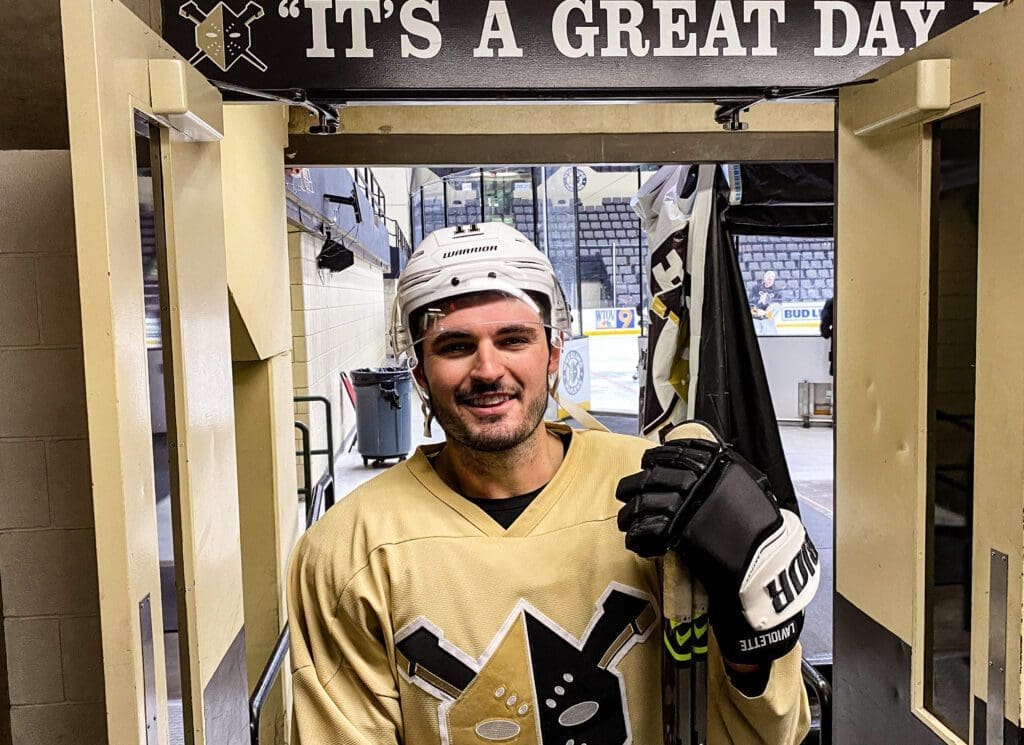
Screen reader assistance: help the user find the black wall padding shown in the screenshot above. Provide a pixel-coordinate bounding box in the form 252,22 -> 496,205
736,164 -> 835,206
834,593 -> 945,745
727,163 -> 835,238
723,205 -> 834,238
973,698 -> 1023,745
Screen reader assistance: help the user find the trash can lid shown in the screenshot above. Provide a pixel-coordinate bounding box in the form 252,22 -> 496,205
349,367 -> 412,385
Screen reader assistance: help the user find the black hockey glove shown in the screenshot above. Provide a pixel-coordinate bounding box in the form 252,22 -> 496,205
615,431 -> 819,666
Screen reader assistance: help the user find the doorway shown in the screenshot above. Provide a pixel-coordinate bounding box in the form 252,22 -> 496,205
923,106 -> 980,742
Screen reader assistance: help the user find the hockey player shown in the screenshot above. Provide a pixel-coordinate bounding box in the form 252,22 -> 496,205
287,222 -> 816,744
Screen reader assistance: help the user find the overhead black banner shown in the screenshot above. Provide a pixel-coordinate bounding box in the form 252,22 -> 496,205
163,0 -> 994,96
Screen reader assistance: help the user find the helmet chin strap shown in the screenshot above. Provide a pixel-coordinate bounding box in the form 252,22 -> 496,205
421,399 -> 435,439
548,368 -> 609,433
550,390 -> 609,433
411,373 -> 436,438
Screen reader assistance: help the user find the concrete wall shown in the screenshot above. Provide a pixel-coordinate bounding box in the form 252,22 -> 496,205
1,2 -> 70,150
0,0 -> 162,150
0,152 -> 107,744
374,166 -> 412,307
759,336 -> 833,421
289,230 -> 389,482
0,4 -> 178,744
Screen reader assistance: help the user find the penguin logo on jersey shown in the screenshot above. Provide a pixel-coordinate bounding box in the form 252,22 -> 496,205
395,583 -> 657,745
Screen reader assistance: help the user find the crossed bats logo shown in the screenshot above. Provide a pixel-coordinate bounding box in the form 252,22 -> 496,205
179,1 -> 268,72
395,584 -> 657,745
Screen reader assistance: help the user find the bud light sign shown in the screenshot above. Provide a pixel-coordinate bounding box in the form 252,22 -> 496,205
774,302 -> 824,335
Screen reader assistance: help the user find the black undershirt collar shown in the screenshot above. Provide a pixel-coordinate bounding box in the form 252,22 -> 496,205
463,432 -> 570,529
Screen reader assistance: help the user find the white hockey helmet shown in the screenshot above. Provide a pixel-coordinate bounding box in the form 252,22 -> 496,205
391,222 -> 572,366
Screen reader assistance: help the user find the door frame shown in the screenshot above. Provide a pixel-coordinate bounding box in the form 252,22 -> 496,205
837,4 -> 1024,742
61,1 -> 247,743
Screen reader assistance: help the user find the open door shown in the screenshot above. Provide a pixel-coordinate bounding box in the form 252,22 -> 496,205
61,2 -> 247,743
836,4 -> 1024,743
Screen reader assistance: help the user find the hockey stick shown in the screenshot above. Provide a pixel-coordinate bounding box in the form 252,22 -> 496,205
661,421 -> 717,745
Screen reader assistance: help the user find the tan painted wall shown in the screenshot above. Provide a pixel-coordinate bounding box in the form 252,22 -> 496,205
835,115 -> 924,644
61,3 -> 174,738
232,353 -> 298,745
0,151 -> 107,744
222,101 -> 299,745
223,105 -> 292,360
289,101 -> 835,166
838,1 -> 1024,731
289,230 -> 389,481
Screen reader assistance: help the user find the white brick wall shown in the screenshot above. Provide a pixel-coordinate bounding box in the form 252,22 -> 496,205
289,230 -> 389,483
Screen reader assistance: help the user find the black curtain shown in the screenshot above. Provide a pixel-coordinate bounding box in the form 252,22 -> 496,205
694,169 -> 798,513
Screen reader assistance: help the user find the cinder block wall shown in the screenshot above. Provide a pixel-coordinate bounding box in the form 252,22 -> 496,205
289,230 -> 389,482
0,152 -> 107,743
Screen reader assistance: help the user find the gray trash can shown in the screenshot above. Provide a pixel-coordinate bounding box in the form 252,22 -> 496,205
350,367 -> 413,467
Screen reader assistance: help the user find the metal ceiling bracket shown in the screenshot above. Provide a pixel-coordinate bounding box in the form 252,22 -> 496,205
207,79 -> 341,134
714,78 -> 876,132
308,105 -> 340,135
715,104 -> 751,132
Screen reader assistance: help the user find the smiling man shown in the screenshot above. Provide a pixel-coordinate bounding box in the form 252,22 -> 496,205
287,223 -> 815,745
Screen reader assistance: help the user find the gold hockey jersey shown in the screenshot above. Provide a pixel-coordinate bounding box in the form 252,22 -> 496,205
288,423 -> 810,744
